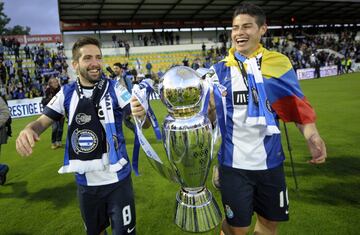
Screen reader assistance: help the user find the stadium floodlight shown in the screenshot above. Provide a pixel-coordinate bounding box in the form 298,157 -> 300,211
101,30 -> 126,34
133,29 -> 153,33
163,28 -> 179,32
267,25 -> 282,29
63,31 -> 95,35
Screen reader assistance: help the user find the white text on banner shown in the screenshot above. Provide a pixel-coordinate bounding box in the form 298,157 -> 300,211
7,97 -> 43,119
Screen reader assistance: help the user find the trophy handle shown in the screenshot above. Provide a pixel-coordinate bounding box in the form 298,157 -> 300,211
134,114 -> 180,184
132,84 -> 180,184
146,157 -> 180,183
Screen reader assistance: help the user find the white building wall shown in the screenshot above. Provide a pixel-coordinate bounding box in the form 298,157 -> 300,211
62,30 -> 230,50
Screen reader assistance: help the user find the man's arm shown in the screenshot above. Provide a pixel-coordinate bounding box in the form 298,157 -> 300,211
296,122 -> 327,164
208,89 -> 216,125
16,115 -> 54,157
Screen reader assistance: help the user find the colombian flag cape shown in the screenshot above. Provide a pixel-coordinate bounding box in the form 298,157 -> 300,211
224,45 -> 316,124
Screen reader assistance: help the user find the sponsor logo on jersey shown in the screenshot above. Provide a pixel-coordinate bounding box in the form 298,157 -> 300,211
233,91 -> 248,105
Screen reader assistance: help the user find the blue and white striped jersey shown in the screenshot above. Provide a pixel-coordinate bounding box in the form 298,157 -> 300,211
43,80 -> 132,186
210,63 -> 285,170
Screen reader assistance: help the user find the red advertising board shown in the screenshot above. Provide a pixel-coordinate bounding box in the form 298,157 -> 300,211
2,34 -> 62,44
26,34 -> 62,44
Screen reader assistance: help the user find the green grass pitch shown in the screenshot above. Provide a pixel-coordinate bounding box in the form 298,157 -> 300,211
0,72 -> 359,234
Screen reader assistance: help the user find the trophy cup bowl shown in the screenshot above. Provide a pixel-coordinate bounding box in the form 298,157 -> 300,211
158,66 -> 222,232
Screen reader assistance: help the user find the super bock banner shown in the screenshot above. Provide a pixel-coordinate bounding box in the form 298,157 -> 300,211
133,66 -> 222,233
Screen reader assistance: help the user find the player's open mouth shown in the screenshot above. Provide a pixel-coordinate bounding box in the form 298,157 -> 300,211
235,38 -> 248,46
88,68 -> 101,75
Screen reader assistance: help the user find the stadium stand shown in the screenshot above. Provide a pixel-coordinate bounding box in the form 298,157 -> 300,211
1,26 -> 359,102
54,0 -> 360,90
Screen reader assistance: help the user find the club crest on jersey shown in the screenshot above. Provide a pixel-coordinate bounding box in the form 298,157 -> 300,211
75,113 -> 91,125
71,129 -> 98,154
225,204 -> 234,219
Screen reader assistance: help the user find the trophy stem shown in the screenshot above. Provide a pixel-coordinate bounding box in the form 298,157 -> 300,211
174,187 -> 222,232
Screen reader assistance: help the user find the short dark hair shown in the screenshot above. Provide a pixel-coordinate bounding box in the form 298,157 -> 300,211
72,37 -> 101,61
113,62 -> 123,68
233,3 -> 266,27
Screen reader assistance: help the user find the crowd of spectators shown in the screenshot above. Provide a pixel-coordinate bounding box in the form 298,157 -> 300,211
111,28 -> 359,88
262,28 -> 359,72
145,28 -> 360,79
2,27 -> 359,101
0,38 -> 70,100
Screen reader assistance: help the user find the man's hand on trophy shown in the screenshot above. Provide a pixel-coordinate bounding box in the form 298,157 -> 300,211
130,96 -> 145,117
130,96 -> 151,128
208,89 -> 216,125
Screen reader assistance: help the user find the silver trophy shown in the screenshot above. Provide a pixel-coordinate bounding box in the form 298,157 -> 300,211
134,66 -> 222,232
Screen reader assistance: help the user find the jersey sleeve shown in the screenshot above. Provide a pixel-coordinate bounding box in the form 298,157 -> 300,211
42,88 -> 65,121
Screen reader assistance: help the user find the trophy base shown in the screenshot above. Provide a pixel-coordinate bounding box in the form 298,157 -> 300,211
174,187 -> 222,233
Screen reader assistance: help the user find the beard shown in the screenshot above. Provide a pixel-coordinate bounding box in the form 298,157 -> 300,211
78,65 -> 102,84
